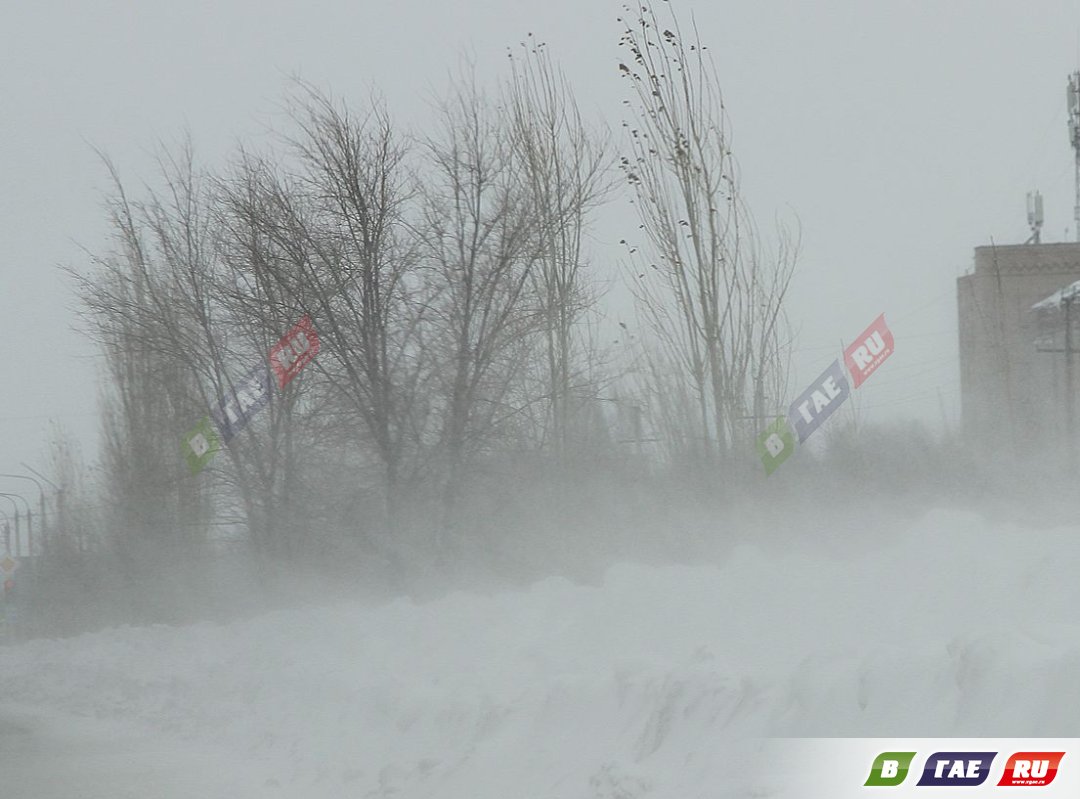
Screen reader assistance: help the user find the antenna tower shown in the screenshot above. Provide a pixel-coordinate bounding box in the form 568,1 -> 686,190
1026,190 -> 1044,243
1068,72 -> 1080,241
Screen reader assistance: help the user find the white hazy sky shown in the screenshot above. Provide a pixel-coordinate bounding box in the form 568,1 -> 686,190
2,0 -> 1079,474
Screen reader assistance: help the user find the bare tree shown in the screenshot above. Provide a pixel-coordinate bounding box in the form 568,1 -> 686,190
43,421 -> 95,555
72,150 -> 223,619
618,1 -> 796,466
505,38 -> 612,459
217,84 -> 429,555
211,160 -> 322,561
420,72 -> 543,539
76,142 -> 324,578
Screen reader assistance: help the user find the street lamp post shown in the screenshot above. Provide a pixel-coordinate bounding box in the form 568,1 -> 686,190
0,493 -> 31,558
0,508 -> 10,555
20,463 -> 63,549
0,474 -> 45,547
0,496 -> 21,557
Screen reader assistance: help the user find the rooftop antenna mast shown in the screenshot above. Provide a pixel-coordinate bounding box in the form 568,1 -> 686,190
1026,190 -> 1044,243
1068,72 -> 1080,241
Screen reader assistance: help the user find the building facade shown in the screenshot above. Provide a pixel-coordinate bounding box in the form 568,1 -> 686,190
957,242 -> 1080,461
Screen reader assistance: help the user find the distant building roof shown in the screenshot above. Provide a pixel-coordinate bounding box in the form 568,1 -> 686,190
973,242 -> 1080,276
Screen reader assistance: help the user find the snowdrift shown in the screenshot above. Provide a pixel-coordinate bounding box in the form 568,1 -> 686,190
3,507 -> 1079,798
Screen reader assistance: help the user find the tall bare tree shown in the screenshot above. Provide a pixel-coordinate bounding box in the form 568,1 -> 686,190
218,85 -> 428,550
74,150 -> 220,615
420,73 -> 543,538
618,1 -> 796,465
77,142 -> 323,574
505,38 -> 612,458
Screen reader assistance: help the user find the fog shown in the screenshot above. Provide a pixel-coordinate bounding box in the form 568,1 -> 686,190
3,1 -> 1080,796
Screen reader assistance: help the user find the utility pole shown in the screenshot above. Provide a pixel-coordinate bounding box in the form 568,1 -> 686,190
1069,73 -> 1080,241
1068,295 -> 1076,473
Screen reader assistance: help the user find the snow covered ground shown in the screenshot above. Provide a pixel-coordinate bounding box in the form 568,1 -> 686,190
3,507 -> 1080,798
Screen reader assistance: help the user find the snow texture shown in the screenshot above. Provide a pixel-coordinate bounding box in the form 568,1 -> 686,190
2,508 -> 1078,797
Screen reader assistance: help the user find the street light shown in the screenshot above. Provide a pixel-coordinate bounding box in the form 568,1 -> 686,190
0,493 -> 31,557
0,495 -> 21,557
20,463 -> 59,492
20,463 -> 62,546
0,508 -> 10,555
0,473 -> 45,536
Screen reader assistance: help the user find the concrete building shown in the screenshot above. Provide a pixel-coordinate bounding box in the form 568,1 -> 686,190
957,242 -> 1080,461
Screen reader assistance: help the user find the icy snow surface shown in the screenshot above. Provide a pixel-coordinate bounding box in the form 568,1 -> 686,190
2,508 -> 1079,798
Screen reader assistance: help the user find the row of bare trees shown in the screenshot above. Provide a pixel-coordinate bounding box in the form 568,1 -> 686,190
61,3 -> 796,600
73,49 -> 616,566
